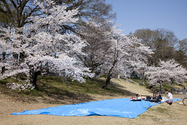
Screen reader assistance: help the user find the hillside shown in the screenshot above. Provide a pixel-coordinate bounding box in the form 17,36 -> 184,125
111,79 -> 152,96
0,77 -> 187,125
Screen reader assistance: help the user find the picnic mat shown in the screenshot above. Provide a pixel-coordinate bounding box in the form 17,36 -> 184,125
11,98 -> 182,118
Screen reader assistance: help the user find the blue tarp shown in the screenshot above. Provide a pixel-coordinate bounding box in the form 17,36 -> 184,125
11,98 -> 182,118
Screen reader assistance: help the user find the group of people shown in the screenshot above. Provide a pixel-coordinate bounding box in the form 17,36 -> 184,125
131,90 -> 173,105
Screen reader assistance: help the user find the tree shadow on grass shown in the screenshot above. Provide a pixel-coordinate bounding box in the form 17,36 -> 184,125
0,76 -> 136,105
92,78 -> 136,96
35,78 -> 136,104
0,79 -> 94,104
34,80 -> 94,104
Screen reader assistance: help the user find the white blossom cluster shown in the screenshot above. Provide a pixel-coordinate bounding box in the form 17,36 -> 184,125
100,26 -> 154,78
145,59 -> 187,85
0,0 -> 94,87
6,81 -> 35,91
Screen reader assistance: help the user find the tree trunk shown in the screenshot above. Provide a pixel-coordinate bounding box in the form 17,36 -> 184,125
1,66 -> 5,75
30,69 -> 40,90
33,71 -> 41,90
141,73 -> 145,85
61,76 -> 70,86
102,75 -> 111,89
45,62 -> 49,75
16,73 -> 22,79
160,83 -> 162,92
1,52 -> 6,75
153,86 -> 156,97
102,52 -> 118,89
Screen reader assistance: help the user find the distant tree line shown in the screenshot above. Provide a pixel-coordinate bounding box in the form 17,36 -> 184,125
133,28 -> 187,68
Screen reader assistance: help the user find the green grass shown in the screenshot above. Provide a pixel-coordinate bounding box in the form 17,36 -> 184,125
147,106 -> 170,115
161,84 -> 174,90
0,77 -> 19,84
155,107 -> 168,114
0,76 -> 129,104
130,78 -> 148,84
131,78 -> 187,92
38,76 -> 126,95
1,76 -> 183,104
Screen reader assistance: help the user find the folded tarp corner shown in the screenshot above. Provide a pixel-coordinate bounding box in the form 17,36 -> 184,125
11,98 -> 182,118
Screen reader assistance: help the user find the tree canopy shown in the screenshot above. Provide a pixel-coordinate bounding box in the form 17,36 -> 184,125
0,0 -> 94,89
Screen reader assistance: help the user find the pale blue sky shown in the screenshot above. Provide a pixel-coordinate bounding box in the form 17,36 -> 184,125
106,0 -> 187,40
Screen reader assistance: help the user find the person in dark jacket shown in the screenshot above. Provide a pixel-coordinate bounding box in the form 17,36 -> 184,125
157,92 -> 162,102
148,92 -> 162,103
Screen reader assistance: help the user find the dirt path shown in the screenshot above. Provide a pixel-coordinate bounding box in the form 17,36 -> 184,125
0,79 -> 187,125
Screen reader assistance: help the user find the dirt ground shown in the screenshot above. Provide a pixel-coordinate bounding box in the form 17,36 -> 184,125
1,79 -> 187,125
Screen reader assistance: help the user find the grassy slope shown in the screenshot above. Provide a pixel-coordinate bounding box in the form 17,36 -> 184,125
111,78 -> 152,96
0,76 -> 136,104
0,76 -> 186,104
131,78 -> 187,91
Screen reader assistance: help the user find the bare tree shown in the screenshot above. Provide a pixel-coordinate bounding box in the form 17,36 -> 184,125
54,0 -> 116,20
174,38 -> 187,68
0,0 -> 41,28
134,28 -> 177,66
76,19 -> 113,73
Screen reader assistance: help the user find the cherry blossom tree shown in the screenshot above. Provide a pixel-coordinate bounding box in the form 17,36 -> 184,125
145,59 -> 187,91
100,27 -> 153,89
0,0 -> 94,89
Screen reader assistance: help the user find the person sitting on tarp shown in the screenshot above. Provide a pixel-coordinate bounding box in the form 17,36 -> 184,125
148,92 -> 162,103
130,94 -> 142,101
183,87 -> 186,95
165,90 -> 173,105
136,94 -> 141,98
157,92 -> 162,102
